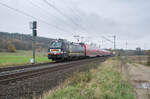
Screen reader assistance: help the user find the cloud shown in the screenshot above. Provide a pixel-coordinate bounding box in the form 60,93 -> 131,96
0,0 -> 150,49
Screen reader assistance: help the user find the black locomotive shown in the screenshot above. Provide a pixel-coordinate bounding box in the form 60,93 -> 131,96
48,39 -> 85,61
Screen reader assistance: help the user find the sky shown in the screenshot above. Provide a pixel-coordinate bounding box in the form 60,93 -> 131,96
0,0 -> 150,49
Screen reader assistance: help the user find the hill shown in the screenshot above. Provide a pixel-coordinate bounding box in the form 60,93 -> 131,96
0,32 -> 54,52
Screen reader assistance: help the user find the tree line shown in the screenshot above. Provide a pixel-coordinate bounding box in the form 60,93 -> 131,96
0,32 -> 54,52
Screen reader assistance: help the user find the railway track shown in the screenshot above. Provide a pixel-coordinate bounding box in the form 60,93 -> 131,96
0,57 -> 106,85
0,62 -> 56,72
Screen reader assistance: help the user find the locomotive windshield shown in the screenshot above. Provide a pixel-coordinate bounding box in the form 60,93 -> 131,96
50,41 -> 62,48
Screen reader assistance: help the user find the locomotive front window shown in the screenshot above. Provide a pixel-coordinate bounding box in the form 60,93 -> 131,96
50,41 -> 62,48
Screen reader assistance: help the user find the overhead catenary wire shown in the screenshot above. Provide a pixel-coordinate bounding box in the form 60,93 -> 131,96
28,0 -> 55,17
101,36 -> 114,43
28,0 -> 75,33
43,0 -> 78,26
62,0 -> 87,29
0,2 -> 71,33
62,0 -> 82,22
61,0 -> 92,35
42,0 -> 88,33
101,35 -> 116,50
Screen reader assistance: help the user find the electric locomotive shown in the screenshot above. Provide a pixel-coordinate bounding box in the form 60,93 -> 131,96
48,39 -> 85,61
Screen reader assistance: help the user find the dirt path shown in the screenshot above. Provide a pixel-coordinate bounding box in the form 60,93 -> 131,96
127,63 -> 150,99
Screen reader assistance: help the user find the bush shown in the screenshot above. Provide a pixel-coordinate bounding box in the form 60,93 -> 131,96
8,43 -> 16,52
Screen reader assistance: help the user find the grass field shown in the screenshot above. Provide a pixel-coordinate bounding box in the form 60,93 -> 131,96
44,57 -> 135,99
0,50 -> 51,68
127,55 -> 148,65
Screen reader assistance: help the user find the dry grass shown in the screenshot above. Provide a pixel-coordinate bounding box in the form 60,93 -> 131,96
42,57 -> 135,99
127,55 -> 148,65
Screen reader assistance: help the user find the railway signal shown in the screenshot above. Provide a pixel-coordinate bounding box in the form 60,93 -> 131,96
33,21 -> 37,36
30,21 -> 37,64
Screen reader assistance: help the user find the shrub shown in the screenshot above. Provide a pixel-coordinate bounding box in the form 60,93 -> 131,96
8,43 -> 16,52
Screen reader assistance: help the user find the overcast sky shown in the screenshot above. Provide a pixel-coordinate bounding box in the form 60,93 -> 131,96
0,0 -> 150,49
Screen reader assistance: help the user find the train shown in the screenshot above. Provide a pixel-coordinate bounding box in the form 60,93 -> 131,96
48,39 -> 112,61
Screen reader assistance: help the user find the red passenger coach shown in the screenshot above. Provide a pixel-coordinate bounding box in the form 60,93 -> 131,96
101,50 -> 111,56
84,44 -> 103,57
84,44 -> 111,57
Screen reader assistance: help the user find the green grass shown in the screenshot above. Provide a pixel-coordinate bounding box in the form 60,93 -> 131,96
46,58 -> 135,99
0,50 -> 51,68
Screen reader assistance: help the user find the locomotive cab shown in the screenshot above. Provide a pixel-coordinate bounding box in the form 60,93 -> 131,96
48,39 -> 86,61
48,39 -> 68,60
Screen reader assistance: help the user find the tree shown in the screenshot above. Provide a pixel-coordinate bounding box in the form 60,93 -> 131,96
8,43 -> 16,52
